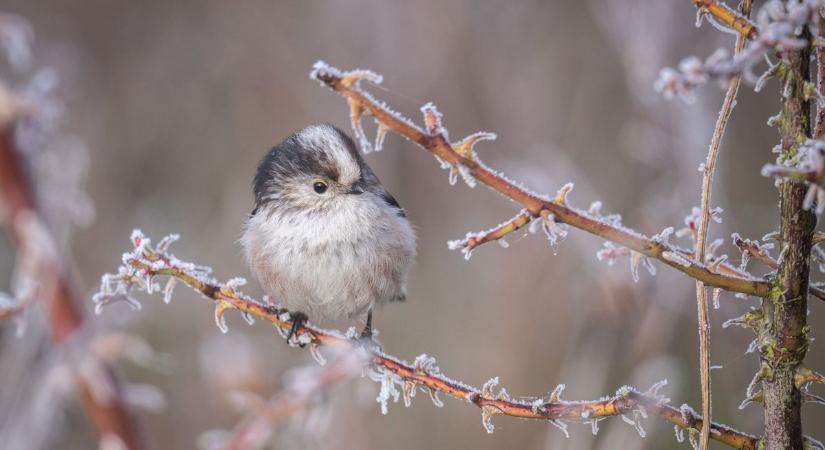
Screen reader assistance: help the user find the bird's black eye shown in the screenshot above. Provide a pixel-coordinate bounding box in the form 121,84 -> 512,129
313,180 -> 328,194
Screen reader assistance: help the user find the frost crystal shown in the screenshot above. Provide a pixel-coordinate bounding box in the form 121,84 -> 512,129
481,405 -> 501,434
550,419 -> 570,438
309,343 -> 326,366
661,251 -> 693,268
214,302 -> 231,334
539,213 -> 568,254
712,288 -> 722,310
369,366 -> 402,415
630,251 -> 657,282
373,121 -> 389,152
420,102 -> 446,137
162,277 -> 176,304
457,164 -> 477,188
675,425 -> 685,443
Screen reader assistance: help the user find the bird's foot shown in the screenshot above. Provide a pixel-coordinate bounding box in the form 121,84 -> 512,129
355,334 -> 382,353
286,311 -> 309,347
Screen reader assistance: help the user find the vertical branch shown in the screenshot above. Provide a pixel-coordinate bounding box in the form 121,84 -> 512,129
0,120 -> 145,448
761,19 -> 815,450
694,2 -> 751,448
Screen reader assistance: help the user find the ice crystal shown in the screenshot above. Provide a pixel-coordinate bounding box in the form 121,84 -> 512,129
365,120 -> 385,152
661,251 -> 693,268
630,251 -> 657,282
214,300 -> 232,334
481,405 -> 501,434
538,213 -> 568,254
420,102 -> 446,137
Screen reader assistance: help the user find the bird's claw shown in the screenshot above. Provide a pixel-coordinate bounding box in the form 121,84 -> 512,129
286,312 -> 309,347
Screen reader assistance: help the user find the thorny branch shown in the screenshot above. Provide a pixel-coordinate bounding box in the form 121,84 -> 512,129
658,0 -> 821,103
93,231 -> 760,450
308,62 -> 770,297
694,2 -> 752,447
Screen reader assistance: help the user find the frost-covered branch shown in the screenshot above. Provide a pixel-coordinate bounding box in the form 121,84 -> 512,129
448,209 -> 532,256
93,231 -> 760,449
692,0 -> 759,40
732,233 -> 825,302
693,2 -> 751,445
657,0 -> 820,102
308,62 -> 770,297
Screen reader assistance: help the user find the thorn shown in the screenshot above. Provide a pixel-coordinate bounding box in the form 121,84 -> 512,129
452,131 -> 497,160
339,68 -> 383,89
548,384 -> 565,403
421,102 -> 444,136
553,183 -> 574,206
374,121 -> 389,152
481,404 -> 501,434
402,380 -> 415,407
214,299 -> 233,333
347,97 -> 372,153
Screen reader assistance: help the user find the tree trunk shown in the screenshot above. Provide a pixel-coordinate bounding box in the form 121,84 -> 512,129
762,25 -> 816,449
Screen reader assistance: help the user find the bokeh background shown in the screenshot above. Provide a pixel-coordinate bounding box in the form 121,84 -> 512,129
1,1 -> 823,449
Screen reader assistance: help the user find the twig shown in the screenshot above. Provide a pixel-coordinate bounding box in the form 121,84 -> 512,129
732,234 -> 825,302
95,232 -> 760,449
692,0 -> 759,40
694,2 -> 751,447
732,235 -> 779,270
448,210 -> 532,254
795,366 -> 825,388
0,95 -> 144,448
308,62 -> 771,297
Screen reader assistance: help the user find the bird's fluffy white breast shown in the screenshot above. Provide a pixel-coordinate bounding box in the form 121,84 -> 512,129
241,194 -> 415,321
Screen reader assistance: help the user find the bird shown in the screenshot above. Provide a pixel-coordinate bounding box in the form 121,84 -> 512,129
241,124 -> 416,342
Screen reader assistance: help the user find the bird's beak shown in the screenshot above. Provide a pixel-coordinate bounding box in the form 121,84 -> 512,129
348,182 -> 365,195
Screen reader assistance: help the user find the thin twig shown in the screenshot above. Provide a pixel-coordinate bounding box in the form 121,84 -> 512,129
101,233 -> 760,449
692,0 -> 759,39
694,2 -> 751,448
309,63 -> 771,297
732,234 -> 825,302
451,210 -> 532,253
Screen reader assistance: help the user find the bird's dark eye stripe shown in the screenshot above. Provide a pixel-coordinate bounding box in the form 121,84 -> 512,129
313,180 -> 328,194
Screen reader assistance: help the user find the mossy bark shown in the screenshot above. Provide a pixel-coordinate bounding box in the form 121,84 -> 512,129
761,26 -> 816,450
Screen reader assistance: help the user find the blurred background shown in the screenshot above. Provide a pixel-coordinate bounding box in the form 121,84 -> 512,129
0,0 -> 823,449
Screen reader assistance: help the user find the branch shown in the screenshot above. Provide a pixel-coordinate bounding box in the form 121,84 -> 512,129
448,209 -> 532,255
732,233 -> 825,302
308,62 -> 770,297
693,2 -> 751,446
92,231 -> 760,449
0,85 -> 145,448
692,0 -> 759,40
658,1 -> 820,103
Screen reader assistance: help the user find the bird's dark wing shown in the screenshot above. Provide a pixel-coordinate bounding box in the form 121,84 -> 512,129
379,190 -> 406,217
